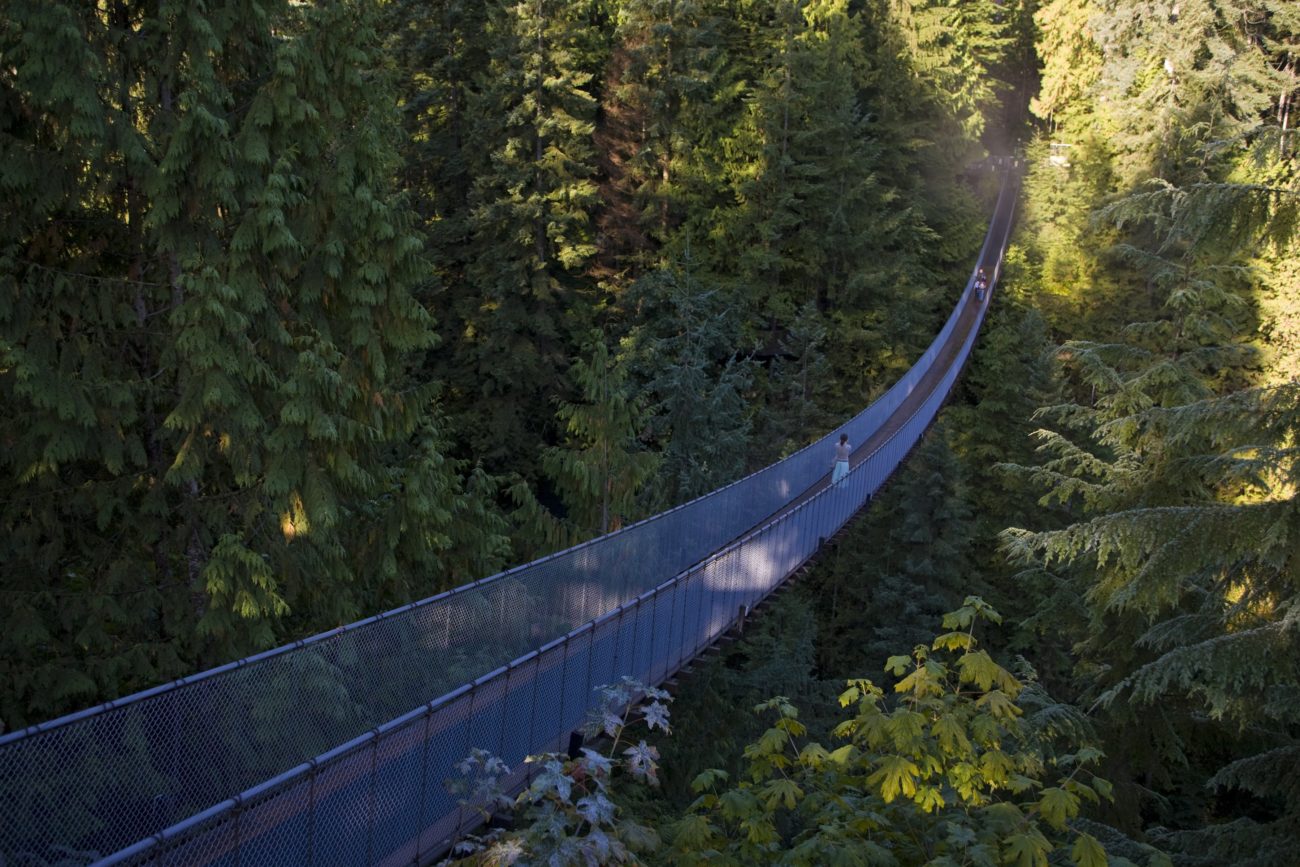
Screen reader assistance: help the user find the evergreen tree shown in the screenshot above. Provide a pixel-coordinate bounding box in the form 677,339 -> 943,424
821,0 -> 994,404
954,299 -> 1058,474
1014,135 -> 1130,335
1031,0 -> 1103,130
440,0 -> 608,474
625,257 -> 754,507
814,423 -> 977,673
943,281 -> 1086,683
542,337 -> 659,537
755,301 -> 835,462
0,0 -> 506,727
1088,0 -> 1282,185
642,0 -> 756,275
596,0 -> 723,276
1003,0 -> 1300,852
1005,377 -> 1300,860
888,0 -> 1018,148
387,0 -> 491,292
712,1 -> 888,331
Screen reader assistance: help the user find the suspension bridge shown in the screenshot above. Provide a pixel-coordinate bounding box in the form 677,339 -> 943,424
0,169 -> 1020,867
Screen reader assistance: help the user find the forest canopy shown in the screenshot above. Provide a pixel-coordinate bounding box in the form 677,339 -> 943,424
2,0 -> 1298,864
1,0 -> 1009,730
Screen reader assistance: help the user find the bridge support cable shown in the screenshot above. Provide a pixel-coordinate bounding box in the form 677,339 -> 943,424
0,170 -> 1020,867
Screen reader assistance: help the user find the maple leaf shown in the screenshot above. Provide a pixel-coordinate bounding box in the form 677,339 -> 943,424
867,755 -> 921,802
1071,832 -> 1108,867
624,740 -> 660,784
642,700 -> 671,733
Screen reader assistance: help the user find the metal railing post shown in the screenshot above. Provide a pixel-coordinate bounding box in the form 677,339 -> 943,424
366,737 -> 378,867
415,708 -> 432,861
307,761 -> 318,867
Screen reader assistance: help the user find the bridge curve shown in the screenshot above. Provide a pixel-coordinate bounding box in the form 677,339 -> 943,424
0,170 -> 1021,867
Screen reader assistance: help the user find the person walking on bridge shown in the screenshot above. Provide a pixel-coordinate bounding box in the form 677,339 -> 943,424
832,434 -> 851,487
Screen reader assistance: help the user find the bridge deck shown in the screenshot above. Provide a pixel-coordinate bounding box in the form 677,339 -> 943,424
2,171 -> 1022,867
768,199 -> 1011,523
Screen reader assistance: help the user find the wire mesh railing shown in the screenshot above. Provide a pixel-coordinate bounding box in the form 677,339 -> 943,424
101,192 -> 1009,865
0,173 -> 1017,867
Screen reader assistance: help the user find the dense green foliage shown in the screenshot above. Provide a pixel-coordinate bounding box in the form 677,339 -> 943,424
615,1 -> 1300,864
0,0 -> 510,729
542,337 -> 658,535
666,599 -> 1121,867
7,0 -> 1297,863
461,597 -> 1151,867
998,1 -> 1300,861
1,0 -> 1005,732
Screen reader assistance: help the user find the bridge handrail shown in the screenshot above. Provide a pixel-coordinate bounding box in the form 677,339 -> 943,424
0,171 -> 1019,866
102,169 -> 1018,866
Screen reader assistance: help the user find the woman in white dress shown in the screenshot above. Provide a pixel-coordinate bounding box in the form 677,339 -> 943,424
832,434 -> 851,487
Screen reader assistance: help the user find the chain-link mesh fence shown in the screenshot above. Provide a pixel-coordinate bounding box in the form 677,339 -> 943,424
1,176 -> 1017,867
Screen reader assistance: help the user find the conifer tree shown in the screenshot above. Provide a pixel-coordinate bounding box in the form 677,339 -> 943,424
642,0 -> 755,274
442,0 -> 607,474
713,1 -> 886,331
942,290 -> 1087,681
755,301 -> 835,462
814,424 -> 976,673
596,0 -> 722,273
1078,0 -> 1294,186
888,0 -> 1018,147
0,0 -> 506,727
387,0 -> 491,283
1014,136 -> 1129,335
542,337 -> 658,536
625,258 -> 754,507
814,0 -> 994,399
1005,376 -> 1300,860
1031,0 -> 1103,130
1003,1 -> 1300,850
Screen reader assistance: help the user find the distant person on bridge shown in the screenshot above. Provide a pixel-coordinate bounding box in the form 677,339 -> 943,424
832,434 -> 851,487
974,268 -> 989,302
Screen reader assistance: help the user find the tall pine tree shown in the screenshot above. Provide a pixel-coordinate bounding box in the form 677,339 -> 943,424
625,256 -> 754,506
542,337 -> 658,536
442,0 -> 608,474
0,0 -> 507,727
